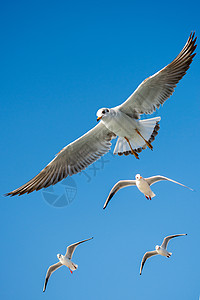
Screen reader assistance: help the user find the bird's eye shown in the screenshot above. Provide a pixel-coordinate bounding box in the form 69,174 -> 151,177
102,110 -> 105,114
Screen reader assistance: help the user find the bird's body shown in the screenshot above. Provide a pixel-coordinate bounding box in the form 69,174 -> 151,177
98,108 -> 136,137
98,108 -> 150,137
103,174 -> 193,209
135,176 -> 156,199
6,33 -> 196,196
58,255 -> 78,271
156,246 -> 171,258
139,234 -> 187,275
98,108 -> 160,157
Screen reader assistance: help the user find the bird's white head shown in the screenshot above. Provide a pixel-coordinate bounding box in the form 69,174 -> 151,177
135,174 -> 142,180
57,254 -> 62,260
96,108 -> 110,122
155,245 -> 160,251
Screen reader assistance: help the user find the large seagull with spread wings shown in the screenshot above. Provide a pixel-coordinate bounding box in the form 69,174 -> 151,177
6,33 -> 196,196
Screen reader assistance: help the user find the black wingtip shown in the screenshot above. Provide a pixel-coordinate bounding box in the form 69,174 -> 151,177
189,31 -> 197,41
103,194 -> 113,210
4,192 -> 12,197
4,192 -> 17,197
103,199 -> 110,210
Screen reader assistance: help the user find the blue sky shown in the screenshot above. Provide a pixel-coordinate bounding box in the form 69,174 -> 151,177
1,0 -> 200,299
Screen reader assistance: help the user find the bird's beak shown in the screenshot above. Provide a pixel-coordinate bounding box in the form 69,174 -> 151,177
140,176 -> 142,179
97,116 -> 102,122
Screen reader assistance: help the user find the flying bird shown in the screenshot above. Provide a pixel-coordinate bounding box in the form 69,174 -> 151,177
140,234 -> 187,275
103,174 -> 193,209
43,237 -> 93,292
6,33 -> 196,196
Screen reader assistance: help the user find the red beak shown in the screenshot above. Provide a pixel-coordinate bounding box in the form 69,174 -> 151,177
97,116 -> 102,122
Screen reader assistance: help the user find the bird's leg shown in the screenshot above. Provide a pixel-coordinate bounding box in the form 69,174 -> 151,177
135,129 -> 153,150
149,196 -> 151,200
124,137 -> 139,159
145,195 -> 149,200
68,268 -> 73,274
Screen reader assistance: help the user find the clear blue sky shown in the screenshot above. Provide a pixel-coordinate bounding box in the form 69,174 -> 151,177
1,1 -> 200,299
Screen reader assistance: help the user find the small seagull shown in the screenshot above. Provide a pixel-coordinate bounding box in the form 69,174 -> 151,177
5,33 -> 196,196
103,174 -> 193,209
43,237 -> 93,292
140,234 -> 187,275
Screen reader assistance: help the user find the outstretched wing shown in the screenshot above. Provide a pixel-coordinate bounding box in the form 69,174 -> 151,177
140,251 -> 158,275
145,175 -> 193,190
6,123 -> 115,196
103,180 -> 136,209
118,32 -> 197,118
65,237 -> 93,260
161,234 -> 187,249
43,262 -> 62,292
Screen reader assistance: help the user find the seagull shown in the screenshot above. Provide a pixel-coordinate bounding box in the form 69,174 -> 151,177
140,234 -> 187,275
6,33 -> 196,196
43,237 -> 93,292
103,174 -> 193,209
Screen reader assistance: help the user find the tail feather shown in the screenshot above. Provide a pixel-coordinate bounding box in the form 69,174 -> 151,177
114,117 -> 161,156
167,252 -> 172,257
71,263 -> 78,271
150,191 -> 156,198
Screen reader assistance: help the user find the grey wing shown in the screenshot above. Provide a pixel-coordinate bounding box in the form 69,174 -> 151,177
65,237 -> 93,260
118,32 -> 196,118
6,123 -> 116,196
103,180 -> 136,209
140,251 -> 158,275
161,234 -> 187,249
43,262 -> 62,292
145,175 -> 193,190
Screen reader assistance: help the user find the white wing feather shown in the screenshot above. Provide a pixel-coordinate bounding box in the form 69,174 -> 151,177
118,33 -> 196,118
161,234 -> 187,249
140,251 -> 158,275
145,175 -> 193,190
65,237 -> 93,260
6,123 -> 115,196
43,262 -> 62,292
103,180 -> 136,209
